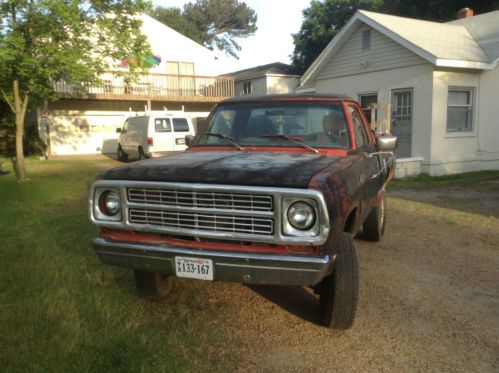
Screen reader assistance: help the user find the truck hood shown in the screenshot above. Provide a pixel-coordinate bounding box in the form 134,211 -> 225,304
101,151 -> 342,188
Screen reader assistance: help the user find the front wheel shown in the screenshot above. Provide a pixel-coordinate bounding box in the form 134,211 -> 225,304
117,145 -> 128,162
134,270 -> 175,300
319,232 -> 359,329
362,195 -> 386,241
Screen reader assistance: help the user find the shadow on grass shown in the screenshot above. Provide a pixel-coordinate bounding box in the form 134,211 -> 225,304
247,284 -> 322,326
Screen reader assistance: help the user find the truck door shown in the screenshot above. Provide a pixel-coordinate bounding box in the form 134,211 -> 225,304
347,104 -> 382,213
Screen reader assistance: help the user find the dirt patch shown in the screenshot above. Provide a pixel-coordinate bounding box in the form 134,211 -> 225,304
189,196 -> 499,372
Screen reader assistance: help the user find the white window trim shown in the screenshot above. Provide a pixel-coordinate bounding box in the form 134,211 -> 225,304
445,87 -> 476,136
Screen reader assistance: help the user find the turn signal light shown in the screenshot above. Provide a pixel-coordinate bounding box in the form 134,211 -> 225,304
147,137 -> 153,145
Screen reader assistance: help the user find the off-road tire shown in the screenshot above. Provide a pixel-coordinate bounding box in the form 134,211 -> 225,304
319,232 -> 359,329
134,270 -> 175,300
117,145 -> 128,162
362,195 -> 386,241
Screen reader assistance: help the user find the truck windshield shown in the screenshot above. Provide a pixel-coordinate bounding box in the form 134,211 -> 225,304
195,103 -> 350,149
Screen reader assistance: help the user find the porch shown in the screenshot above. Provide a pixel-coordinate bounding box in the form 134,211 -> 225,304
54,72 -> 235,103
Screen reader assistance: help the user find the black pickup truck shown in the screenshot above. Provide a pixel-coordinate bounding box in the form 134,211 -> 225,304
89,94 -> 397,329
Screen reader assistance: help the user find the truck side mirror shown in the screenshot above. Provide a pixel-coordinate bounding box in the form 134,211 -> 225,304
375,135 -> 397,152
185,135 -> 195,147
116,128 -> 122,133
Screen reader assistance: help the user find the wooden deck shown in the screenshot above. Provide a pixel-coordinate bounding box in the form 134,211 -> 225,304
55,72 -> 234,102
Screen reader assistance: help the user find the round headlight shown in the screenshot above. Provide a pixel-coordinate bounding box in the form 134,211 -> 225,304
100,190 -> 120,216
287,201 -> 316,230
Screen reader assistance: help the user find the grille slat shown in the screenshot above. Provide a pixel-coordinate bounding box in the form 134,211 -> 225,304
127,187 -> 273,212
129,208 -> 273,235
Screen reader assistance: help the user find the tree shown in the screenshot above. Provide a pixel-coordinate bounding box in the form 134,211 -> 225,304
292,0 -> 383,73
148,7 -> 203,44
150,0 -> 257,58
291,0 -> 499,73
0,0 -> 151,182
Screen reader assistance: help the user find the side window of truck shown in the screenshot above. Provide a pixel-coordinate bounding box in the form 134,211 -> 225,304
172,118 -> 190,132
348,105 -> 369,148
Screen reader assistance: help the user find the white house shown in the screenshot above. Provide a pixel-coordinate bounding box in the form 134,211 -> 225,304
225,62 -> 301,97
298,8 -> 499,177
41,14 -> 233,156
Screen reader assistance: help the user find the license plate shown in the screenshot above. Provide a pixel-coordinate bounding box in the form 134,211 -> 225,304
175,138 -> 185,145
175,256 -> 213,281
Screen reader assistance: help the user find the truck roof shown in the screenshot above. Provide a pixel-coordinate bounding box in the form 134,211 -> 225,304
221,93 -> 352,104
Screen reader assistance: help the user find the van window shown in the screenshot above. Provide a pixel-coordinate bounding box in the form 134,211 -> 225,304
173,118 -> 190,132
155,118 -> 172,132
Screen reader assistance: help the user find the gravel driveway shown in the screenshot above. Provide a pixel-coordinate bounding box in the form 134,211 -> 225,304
176,192 -> 499,372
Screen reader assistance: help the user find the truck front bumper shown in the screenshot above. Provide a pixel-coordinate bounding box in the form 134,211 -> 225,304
92,238 -> 333,286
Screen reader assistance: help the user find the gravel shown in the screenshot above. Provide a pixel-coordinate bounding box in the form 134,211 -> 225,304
191,193 -> 499,372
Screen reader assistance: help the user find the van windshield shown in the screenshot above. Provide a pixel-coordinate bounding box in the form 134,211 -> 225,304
195,103 -> 350,149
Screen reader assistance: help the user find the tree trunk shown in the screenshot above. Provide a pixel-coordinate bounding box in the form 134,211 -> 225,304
12,80 -> 29,182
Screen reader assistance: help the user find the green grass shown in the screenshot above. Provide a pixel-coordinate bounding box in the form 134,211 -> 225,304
389,170 -> 499,190
0,158 -> 236,372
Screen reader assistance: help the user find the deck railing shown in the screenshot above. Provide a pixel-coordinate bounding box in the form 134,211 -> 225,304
55,72 -> 234,101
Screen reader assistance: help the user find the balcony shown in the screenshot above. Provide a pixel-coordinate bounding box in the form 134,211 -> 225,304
55,71 -> 234,103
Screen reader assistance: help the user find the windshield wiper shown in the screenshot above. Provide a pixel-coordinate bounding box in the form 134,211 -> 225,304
206,133 -> 245,151
260,135 -> 319,154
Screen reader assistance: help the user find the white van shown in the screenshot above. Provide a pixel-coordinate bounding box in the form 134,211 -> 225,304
117,112 -> 195,161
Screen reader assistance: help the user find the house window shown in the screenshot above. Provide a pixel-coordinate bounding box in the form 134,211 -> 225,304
359,93 -> 378,123
362,29 -> 371,51
242,81 -> 252,95
167,61 -> 195,75
447,88 -> 474,132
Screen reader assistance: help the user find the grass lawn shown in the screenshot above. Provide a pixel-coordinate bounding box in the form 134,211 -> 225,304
389,170 -> 499,190
0,158 -> 236,372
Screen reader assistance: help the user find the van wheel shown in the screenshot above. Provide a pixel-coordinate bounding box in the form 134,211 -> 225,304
363,195 -> 386,241
138,147 -> 148,160
319,232 -> 359,330
134,270 -> 175,300
117,145 -> 128,162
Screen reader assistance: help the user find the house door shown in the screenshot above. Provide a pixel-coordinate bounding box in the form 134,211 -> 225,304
391,89 -> 412,158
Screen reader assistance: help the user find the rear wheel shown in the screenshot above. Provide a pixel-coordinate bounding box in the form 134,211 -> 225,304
117,145 -> 128,162
134,270 -> 175,300
363,195 -> 386,241
319,232 -> 359,329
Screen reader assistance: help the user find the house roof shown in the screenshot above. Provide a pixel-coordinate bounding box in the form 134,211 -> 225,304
224,62 -> 301,80
301,10 -> 499,86
449,10 -> 499,61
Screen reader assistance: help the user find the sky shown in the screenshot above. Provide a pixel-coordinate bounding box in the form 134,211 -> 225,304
152,0 -> 312,73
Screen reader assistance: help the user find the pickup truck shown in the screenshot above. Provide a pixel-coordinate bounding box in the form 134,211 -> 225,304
89,94 -> 397,329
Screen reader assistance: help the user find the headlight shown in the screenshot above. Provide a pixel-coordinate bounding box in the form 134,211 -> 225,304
287,201 -> 316,230
94,188 -> 121,221
102,191 -> 120,215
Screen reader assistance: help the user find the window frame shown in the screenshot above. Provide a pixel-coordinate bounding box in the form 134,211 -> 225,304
347,104 -> 370,149
446,87 -> 475,134
242,81 -> 252,95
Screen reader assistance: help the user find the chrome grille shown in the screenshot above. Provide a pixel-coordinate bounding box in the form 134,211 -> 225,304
129,208 -> 273,235
127,187 -> 273,212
